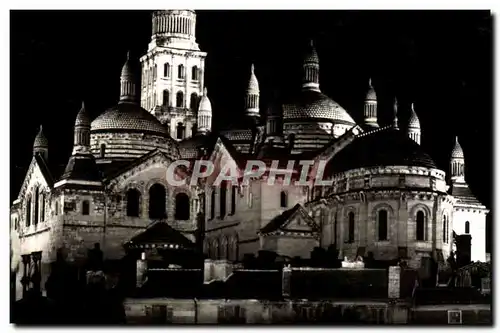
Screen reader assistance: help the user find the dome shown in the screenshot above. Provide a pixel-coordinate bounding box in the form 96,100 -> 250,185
330,128 -> 437,174
91,102 -> 168,136
451,137 -> 464,158
365,78 -> 377,101
283,90 -> 356,125
75,102 -> 90,127
33,125 -> 48,148
408,103 -> 420,129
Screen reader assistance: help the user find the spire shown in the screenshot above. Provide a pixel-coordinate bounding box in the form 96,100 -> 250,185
450,136 -> 465,183
244,63 -> 260,119
119,52 -> 137,103
33,125 -> 48,160
197,87 -> 212,134
408,102 -> 421,145
302,39 -> 320,92
72,101 -> 92,155
392,97 -> 399,129
363,77 -> 378,128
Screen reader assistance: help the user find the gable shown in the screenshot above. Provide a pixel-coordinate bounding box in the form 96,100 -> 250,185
16,156 -> 52,203
106,149 -> 177,190
260,204 -> 319,237
205,138 -> 243,186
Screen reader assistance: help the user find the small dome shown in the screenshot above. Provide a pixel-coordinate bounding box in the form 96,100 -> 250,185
33,125 -> 48,148
304,40 -> 319,64
91,102 -> 168,136
365,78 -> 377,101
451,137 -> 464,158
408,103 -> 420,129
75,101 -> 90,127
247,64 -> 259,93
121,51 -> 133,78
198,88 -> 212,112
283,90 -> 356,125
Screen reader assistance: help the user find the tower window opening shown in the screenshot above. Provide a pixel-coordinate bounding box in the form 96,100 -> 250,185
280,191 -> 287,208
164,63 -> 171,77
378,209 -> 388,241
176,91 -> 184,107
465,221 -> 470,234
348,211 -> 355,243
100,144 -> 106,158
163,90 -> 170,106
178,64 -> 185,79
176,122 -> 185,140
416,210 -> 425,241
192,66 -> 199,81
82,200 -> 90,215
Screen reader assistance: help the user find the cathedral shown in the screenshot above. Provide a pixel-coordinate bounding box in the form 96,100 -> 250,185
10,10 -> 489,299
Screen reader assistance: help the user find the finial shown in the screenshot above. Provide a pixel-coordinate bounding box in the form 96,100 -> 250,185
393,97 -> 399,129
81,100 -> 85,109
126,50 -> 130,60
411,102 -> 415,111
203,87 -> 208,96
455,136 -> 458,144
368,77 -> 372,87
309,39 -> 314,48
250,64 -> 255,74
39,125 -> 43,133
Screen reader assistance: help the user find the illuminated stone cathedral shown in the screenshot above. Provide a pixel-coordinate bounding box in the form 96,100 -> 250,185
10,10 -> 489,300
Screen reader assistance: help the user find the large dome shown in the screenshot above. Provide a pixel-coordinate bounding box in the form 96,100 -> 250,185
91,102 -> 168,136
330,128 -> 438,174
283,90 -> 356,125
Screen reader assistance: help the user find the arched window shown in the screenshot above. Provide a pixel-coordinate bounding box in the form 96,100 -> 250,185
210,188 -> 215,220
220,181 -> 227,219
178,64 -> 184,79
162,90 -> 169,106
190,93 -> 198,111
34,188 -> 39,225
164,63 -> 170,77
191,66 -> 198,80
348,211 -> 355,243
175,193 -> 190,220
14,218 -> 18,231
378,209 -> 388,241
465,221 -> 470,234
153,64 -> 157,81
100,144 -> 106,158
149,183 -> 166,219
127,189 -> 141,217
40,192 -> 45,222
26,196 -> 31,227
176,122 -> 185,140
82,200 -> 90,215
230,185 -> 237,215
416,211 -> 425,241
280,191 -> 287,208
176,91 -> 184,108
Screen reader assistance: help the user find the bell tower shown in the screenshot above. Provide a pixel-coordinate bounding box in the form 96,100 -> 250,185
140,10 -> 207,141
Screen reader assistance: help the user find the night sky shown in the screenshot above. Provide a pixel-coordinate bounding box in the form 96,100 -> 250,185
10,11 -> 493,230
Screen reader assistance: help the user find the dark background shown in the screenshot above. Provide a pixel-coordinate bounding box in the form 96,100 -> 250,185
10,10 -> 493,250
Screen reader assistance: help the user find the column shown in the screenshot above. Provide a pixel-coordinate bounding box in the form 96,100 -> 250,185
31,251 -> 42,296
21,254 -> 31,298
